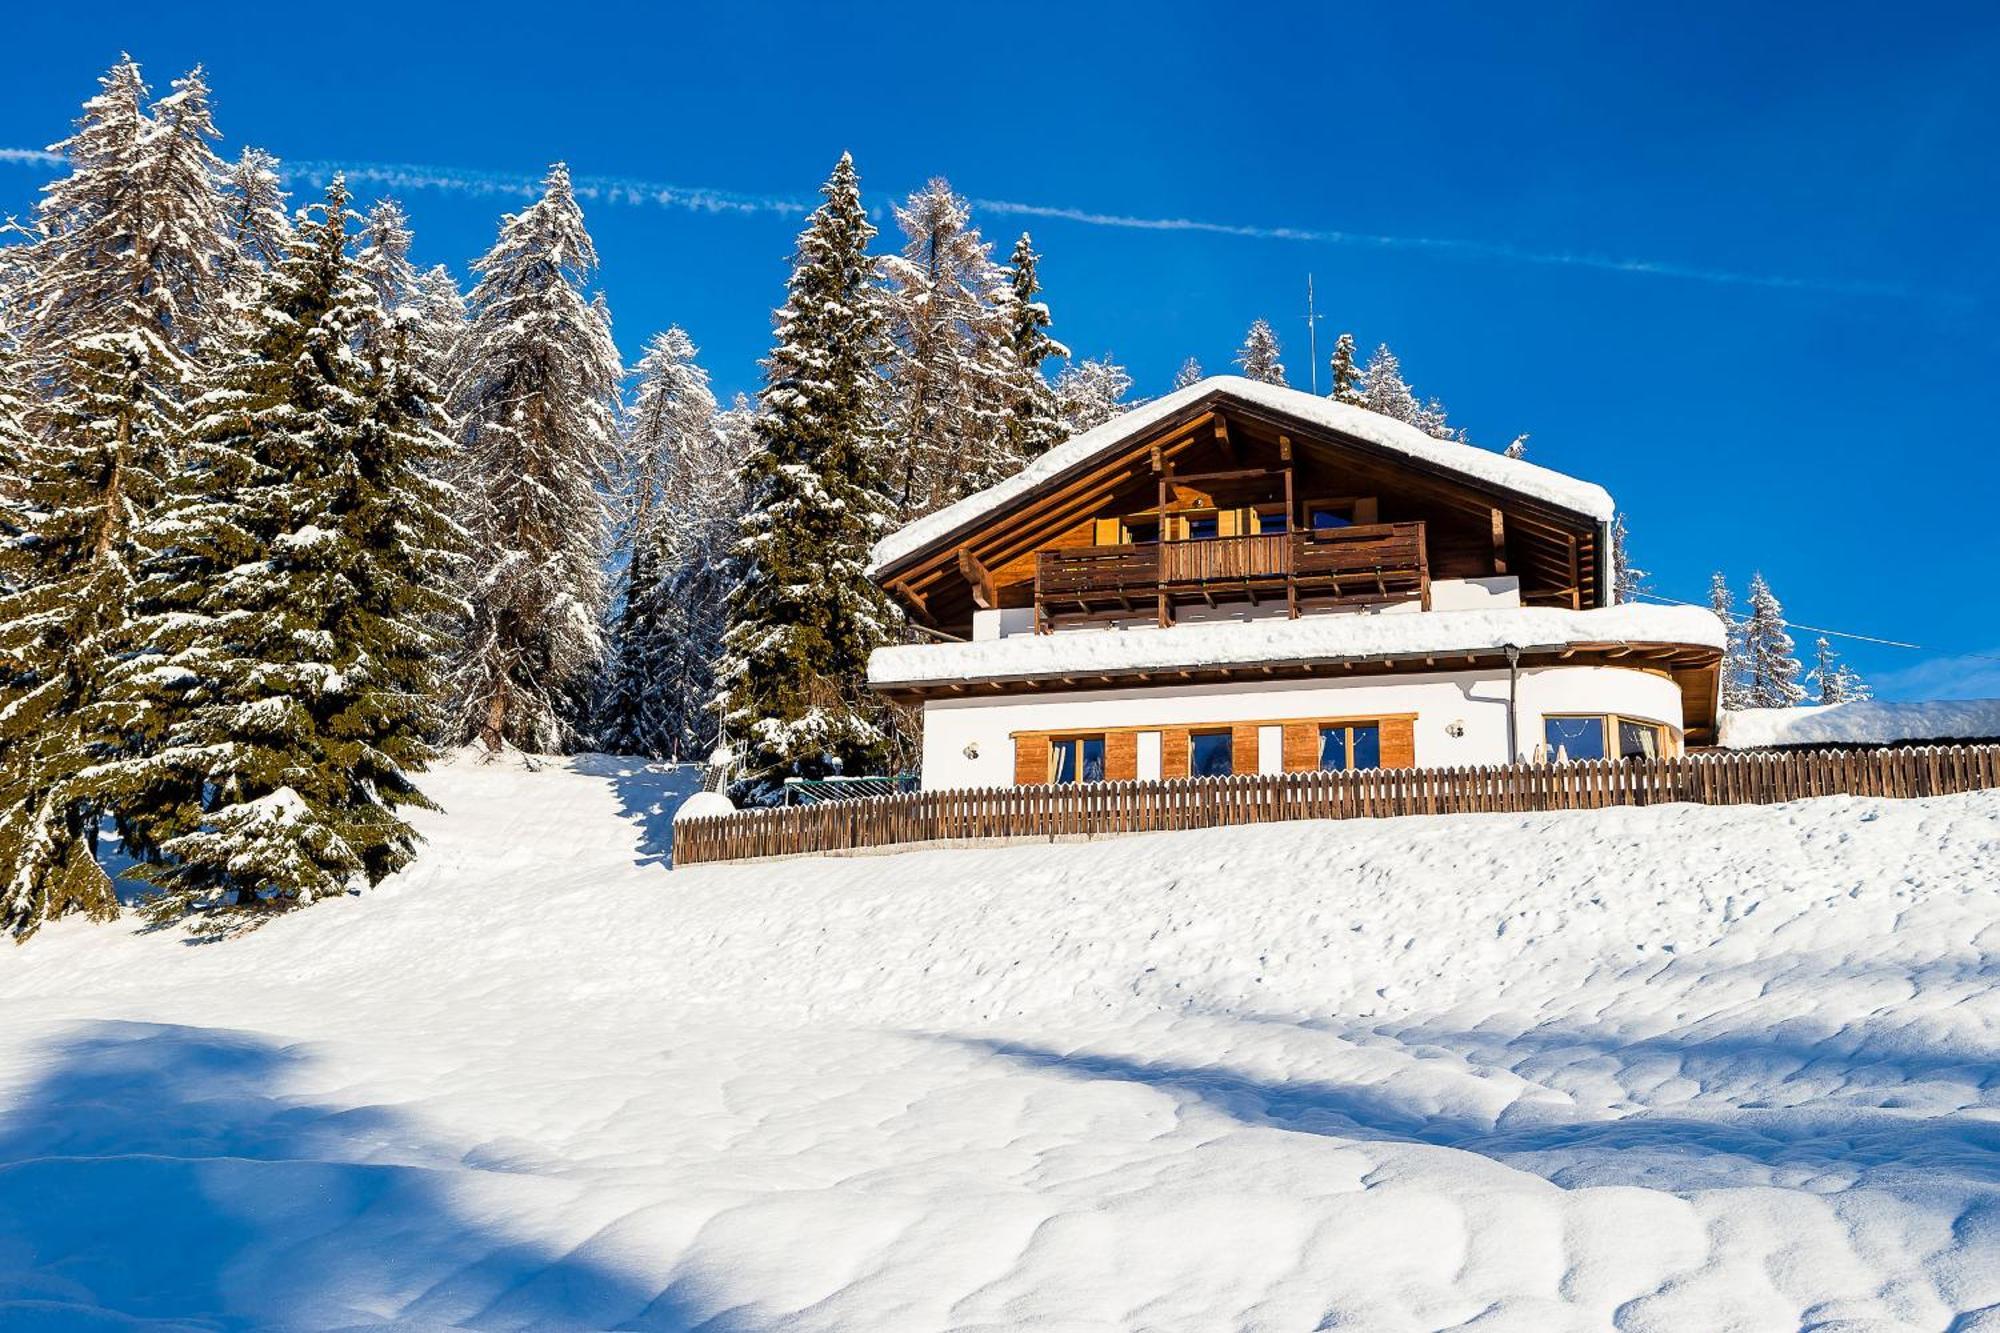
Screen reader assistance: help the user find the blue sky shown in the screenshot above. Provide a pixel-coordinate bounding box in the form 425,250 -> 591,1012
4,2 -> 1997,698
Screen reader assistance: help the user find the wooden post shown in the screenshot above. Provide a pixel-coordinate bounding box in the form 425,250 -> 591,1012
1490,508 -> 1507,576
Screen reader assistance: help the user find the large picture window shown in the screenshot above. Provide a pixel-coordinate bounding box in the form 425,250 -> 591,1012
1051,735 -> 1106,784
1318,722 -> 1382,771
1190,730 -> 1233,777
1544,714 -> 1672,763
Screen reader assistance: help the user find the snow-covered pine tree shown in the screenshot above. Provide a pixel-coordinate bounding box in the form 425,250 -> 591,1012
717,154 -> 902,790
1235,319 -> 1286,385
0,332 -> 169,938
1708,572 -> 1756,711
15,58 -> 237,430
221,146 -> 290,300
99,180 -> 461,932
1805,636 -> 1870,706
1742,573 -> 1806,708
1412,397 -> 1461,442
1328,332 -> 1362,404
448,164 -> 623,754
598,326 -> 719,757
878,178 -> 1013,514
1611,512 -> 1648,603
1358,343 -> 1419,424
1172,357 -> 1204,390
1054,355 -> 1135,434
996,232 -> 1067,464
1503,434 -> 1528,459
632,392 -> 756,761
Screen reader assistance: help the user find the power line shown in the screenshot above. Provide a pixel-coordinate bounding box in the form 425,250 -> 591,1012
1630,591 -> 2000,660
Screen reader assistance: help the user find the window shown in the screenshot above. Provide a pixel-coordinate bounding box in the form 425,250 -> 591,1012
1318,722 -> 1382,771
1253,505 -> 1289,535
1190,730 -> 1233,777
1544,716 -> 1606,762
1126,518 -> 1159,544
1618,719 -> 1665,759
1051,735 -> 1106,784
1186,514 -> 1220,541
1309,506 -> 1352,531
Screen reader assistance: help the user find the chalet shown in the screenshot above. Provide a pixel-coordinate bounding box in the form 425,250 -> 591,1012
866,377 -> 1725,790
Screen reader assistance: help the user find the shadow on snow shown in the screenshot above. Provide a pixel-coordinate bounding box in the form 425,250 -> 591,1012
0,1020 -> 743,1331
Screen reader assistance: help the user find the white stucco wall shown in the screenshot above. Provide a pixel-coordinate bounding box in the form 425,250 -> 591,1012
916,664 -> 1685,790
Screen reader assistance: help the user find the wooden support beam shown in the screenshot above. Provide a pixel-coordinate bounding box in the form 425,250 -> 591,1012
1568,535 -> 1582,610
1490,507 -> 1508,576
956,546 -> 997,610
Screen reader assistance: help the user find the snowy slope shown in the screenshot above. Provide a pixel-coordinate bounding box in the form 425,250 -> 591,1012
3,753 -> 2000,1331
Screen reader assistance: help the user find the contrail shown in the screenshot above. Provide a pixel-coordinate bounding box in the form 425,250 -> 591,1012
1,148 -> 1935,301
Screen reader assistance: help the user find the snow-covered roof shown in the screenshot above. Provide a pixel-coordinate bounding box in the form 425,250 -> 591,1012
869,376 -> 1616,577
869,604 -> 1722,690
1717,699 -> 2000,750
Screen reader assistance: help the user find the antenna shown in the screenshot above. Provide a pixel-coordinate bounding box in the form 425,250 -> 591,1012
1304,274 -> 1324,395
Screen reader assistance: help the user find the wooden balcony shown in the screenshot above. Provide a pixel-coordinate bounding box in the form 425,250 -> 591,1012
1035,522 -> 1428,629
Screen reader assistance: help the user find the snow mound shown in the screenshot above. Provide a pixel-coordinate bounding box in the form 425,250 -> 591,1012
870,375 -> 1616,576
1720,696 -> 2000,749
672,789 -> 735,822
3,753 -> 1999,1329
871,601 -> 1723,687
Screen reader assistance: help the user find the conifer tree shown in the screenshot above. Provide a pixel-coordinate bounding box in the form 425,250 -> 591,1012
1358,343 -> 1419,424
97,181 -> 461,932
1611,512 -> 1648,603
221,146 -> 290,299
599,326 -> 719,757
449,164 -> 623,753
717,154 -> 901,790
996,232 -> 1067,464
878,178 -> 1013,513
1709,572 -> 1756,712
1503,434 -> 1528,460
1235,318 -> 1286,385
1328,332 -> 1362,404
1173,357 -> 1204,390
1742,573 -> 1806,708
1805,636 -> 1869,705
1053,355 -> 1135,434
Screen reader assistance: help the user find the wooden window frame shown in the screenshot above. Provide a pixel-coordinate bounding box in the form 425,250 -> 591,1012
1541,712 -> 1679,762
1315,720 -> 1384,773
1012,711 -> 1418,782
1048,733 -> 1109,785
1188,728 -> 1235,778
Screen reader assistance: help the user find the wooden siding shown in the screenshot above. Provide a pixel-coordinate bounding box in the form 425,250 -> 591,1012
1105,731 -> 1138,782
1013,736 -> 1048,786
674,745 -> 2000,865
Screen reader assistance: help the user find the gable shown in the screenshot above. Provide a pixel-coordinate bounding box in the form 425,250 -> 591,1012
873,378 -> 1614,637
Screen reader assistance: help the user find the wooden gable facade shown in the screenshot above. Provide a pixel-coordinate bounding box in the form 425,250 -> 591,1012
876,388 -> 1608,640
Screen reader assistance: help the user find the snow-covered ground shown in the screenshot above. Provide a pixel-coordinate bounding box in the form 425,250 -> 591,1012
1719,697 -> 2000,750
4,753 -> 1999,1331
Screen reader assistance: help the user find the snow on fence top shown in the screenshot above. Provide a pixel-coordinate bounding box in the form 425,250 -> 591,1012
1719,698 -> 2000,750
868,603 -> 1723,688
868,376 -> 1617,577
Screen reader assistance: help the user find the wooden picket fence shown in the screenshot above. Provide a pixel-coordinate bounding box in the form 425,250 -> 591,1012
671,743 -> 2000,867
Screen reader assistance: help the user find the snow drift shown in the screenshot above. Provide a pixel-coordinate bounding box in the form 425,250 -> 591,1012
2,752 -> 1999,1330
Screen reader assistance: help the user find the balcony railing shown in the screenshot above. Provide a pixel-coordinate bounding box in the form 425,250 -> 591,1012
1034,522 -> 1428,629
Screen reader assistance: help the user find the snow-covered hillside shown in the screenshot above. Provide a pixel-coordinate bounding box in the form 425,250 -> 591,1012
3,754 -> 1999,1331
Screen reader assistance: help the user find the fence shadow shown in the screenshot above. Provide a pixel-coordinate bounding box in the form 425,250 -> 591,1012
0,1020 -> 735,1330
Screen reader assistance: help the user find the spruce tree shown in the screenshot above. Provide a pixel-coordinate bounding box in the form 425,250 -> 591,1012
1328,332 -> 1362,404
996,232 -> 1067,464
1503,434 -> 1528,460
1054,355 -> 1135,434
1173,357 -> 1204,390
1611,512 -> 1648,603
102,181 -> 461,932
1235,318 -> 1286,385
599,327 -> 719,757
878,178 -> 1013,514
449,164 -> 623,753
1807,636 -> 1867,706
1708,572 -> 1756,711
221,146 -> 290,302
1358,343 -> 1419,424
1742,573 -> 1806,708
716,154 -> 901,791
